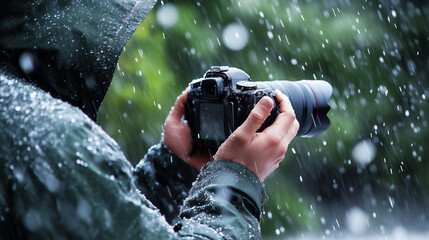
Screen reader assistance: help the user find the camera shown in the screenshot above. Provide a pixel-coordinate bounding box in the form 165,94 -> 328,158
185,66 -> 333,149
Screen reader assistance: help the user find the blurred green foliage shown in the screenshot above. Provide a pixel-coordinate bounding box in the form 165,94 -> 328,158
98,0 -> 429,238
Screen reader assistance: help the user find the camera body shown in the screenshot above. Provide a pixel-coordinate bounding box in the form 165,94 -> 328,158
185,66 -> 333,149
185,66 -> 280,149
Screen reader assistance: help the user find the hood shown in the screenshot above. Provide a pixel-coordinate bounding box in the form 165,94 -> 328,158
0,0 -> 157,121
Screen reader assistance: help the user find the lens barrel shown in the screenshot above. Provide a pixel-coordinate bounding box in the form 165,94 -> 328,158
254,80 -> 332,137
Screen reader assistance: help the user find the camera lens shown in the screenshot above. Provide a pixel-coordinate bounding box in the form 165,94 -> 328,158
255,80 -> 332,137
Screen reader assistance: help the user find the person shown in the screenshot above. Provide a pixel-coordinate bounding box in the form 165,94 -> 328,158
0,0 -> 299,239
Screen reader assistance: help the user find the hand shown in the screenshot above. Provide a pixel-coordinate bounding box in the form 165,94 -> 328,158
163,87 -> 212,170
214,90 -> 299,182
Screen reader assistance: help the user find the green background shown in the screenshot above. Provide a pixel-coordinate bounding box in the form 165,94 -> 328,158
98,0 -> 429,238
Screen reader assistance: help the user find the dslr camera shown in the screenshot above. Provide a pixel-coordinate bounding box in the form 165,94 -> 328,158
185,66 -> 332,149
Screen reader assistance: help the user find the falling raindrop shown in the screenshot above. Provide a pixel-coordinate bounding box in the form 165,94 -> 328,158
19,53 -> 35,73
352,139 -> 376,168
222,23 -> 249,51
157,4 -> 179,28
346,207 -> 368,235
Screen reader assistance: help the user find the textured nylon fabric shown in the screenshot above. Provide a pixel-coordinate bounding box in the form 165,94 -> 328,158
0,0 -> 156,121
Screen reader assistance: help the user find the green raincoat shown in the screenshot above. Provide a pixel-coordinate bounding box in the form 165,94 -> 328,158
0,0 -> 268,239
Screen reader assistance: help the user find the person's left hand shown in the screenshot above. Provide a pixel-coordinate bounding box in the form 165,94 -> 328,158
163,87 -> 212,170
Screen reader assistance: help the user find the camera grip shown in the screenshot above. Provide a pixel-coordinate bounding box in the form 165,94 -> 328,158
253,90 -> 280,132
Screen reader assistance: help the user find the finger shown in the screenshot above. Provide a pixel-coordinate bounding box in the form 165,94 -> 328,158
262,109 -> 296,142
275,89 -> 294,114
170,87 -> 191,120
236,96 -> 274,136
262,90 -> 297,138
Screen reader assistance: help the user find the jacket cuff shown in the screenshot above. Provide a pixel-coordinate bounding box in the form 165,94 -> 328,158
159,141 -> 200,176
196,159 -> 268,214
133,141 -> 199,224
135,141 -> 199,180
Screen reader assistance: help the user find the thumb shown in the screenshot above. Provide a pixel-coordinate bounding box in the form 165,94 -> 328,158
237,96 -> 273,135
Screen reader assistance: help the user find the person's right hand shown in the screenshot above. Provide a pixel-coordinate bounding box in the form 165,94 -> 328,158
214,90 -> 299,182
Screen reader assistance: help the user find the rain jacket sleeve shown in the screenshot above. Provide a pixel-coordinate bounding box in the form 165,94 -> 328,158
0,76 -> 268,240
176,160 -> 268,239
134,142 -> 200,224
133,143 -> 269,236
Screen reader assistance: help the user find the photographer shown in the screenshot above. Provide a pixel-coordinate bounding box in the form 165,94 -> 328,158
0,0 -> 298,239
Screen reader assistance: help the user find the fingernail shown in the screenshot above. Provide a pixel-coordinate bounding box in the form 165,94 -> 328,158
260,97 -> 273,110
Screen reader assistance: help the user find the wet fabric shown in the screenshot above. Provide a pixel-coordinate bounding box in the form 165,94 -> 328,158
0,0 -> 154,121
134,142 -> 200,224
0,75 -> 174,239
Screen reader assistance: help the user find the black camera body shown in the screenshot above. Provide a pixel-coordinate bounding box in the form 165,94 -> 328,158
185,66 -> 332,149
